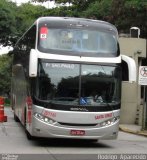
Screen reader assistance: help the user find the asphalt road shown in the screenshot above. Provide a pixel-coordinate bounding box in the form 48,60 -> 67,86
0,107 -> 147,160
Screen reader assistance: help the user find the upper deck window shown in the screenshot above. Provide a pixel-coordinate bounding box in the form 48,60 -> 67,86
38,26 -> 119,57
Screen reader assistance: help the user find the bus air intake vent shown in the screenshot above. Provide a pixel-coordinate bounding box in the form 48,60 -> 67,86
58,122 -> 97,127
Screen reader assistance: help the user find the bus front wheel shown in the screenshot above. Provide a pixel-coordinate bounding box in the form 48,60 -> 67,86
14,113 -> 20,122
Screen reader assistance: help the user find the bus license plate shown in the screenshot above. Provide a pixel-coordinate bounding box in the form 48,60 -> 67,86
70,130 -> 85,136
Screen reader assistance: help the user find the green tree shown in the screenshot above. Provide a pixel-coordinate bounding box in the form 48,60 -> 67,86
32,0 -> 52,2
82,0 -> 147,38
0,0 -> 48,47
0,55 -> 12,96
32,0 -> 98,11
82,0 -> 112,20
109,0 -> 147,37
15,3 -> 48,35
0,0 -> 17,46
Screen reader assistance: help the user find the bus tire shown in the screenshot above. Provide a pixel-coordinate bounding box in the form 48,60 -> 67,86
87,139 -> 98,143
25,129 -> 34,140
14,113 -> 20,122
91,139 -> 98,143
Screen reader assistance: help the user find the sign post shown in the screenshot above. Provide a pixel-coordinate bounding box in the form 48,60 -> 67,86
138,66 -> 147,130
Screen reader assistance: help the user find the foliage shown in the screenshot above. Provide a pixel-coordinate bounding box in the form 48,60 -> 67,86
81,0 -> 146,37
0,55 -> 12,96
123,0 -> 147,37
32,0 -> 99,11
0,0 -> 48,46
31,0 -> 147,38
15,3 -> 48,36
32,0 -> 52,2
108,0 -> 147,36
0,0 -> 146,46
82,0 -> 112,20
55,0 -> 98,11
0,0 -> 17,46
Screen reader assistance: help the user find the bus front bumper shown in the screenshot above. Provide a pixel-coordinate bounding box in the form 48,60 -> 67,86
30,116 -> 119,140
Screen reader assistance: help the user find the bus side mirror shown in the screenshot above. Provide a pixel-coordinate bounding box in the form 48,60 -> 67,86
121,55 -> 136,82
29,49 -> 38,77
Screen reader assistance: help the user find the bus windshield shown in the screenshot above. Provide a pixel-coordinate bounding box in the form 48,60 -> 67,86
38,27 -> 118,57
35,61 -> 121,109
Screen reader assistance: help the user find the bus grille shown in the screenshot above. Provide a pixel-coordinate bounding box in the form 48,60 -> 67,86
58,122 -> 98,127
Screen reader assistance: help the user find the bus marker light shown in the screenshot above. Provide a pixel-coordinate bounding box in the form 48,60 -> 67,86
26,97 -> 32,109
40,27 -> 48,39
27,110 -> 32,124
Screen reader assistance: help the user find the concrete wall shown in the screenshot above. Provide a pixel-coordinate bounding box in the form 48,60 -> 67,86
119,38 -> 146,57
120,82 -> 137,124
119,37 -> 146,124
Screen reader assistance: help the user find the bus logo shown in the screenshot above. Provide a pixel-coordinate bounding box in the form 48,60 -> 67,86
70,107 -> 88,112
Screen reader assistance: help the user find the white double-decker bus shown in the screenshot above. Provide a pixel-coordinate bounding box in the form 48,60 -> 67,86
11,17 -> 136,140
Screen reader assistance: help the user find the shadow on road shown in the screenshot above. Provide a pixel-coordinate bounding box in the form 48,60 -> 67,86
32,138 -> 112,148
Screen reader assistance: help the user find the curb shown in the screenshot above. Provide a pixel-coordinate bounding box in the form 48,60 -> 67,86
119,126 -> 147,137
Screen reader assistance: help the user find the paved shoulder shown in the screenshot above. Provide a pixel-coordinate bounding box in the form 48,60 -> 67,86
119,124 -> 147,137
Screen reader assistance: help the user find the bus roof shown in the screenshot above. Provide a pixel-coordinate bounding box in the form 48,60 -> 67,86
36,17 -> 118,35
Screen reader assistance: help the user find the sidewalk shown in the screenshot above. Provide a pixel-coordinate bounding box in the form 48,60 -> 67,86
119,124 -> 147,137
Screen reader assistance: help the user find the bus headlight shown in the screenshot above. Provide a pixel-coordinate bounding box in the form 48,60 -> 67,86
100,116 -> 120,127
34,112 -> 56,124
